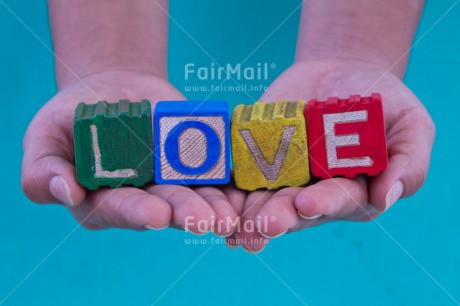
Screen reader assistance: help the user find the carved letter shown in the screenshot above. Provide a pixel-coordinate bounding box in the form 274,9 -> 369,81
90,125 -> 137,178
323,111 -> 372,169
239,126 -> 296,181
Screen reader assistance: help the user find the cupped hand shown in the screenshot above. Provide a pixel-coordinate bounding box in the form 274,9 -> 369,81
230,59 -> 435,253
21,70 -> 242,235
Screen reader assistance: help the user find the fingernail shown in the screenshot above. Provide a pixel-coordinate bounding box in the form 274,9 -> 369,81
258,229 -> 287,239
49,176 -> 74,206
144,223 -> 170,230
385,181 -> 404,210
219,231 -> 234,238
298,212 -> 323,220
192,229 -> 210,236
243,246 -> 264,254
226,242 -> 240,250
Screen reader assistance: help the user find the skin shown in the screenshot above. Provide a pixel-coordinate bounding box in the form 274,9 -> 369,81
21,0 -> 434,253
21,0 -> 241,236
229,0 -> 435,253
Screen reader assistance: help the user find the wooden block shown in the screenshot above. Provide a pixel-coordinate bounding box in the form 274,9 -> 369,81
231,100 -> 310,191
305,93 -> 388,179
154,101 -> 230,185
74,100 -> 153,190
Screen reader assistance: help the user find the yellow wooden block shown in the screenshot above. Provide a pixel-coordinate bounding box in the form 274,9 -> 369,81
231,100 -> 310,191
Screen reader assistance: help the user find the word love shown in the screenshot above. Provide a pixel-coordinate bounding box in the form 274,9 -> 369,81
73,94 -> 388,191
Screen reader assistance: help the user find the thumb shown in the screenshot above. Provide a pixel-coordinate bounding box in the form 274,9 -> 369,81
21,115 -> 86,207
370,108 -> 435,211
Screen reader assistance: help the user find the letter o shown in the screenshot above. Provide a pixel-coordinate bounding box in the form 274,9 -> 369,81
165,120 -> 220,175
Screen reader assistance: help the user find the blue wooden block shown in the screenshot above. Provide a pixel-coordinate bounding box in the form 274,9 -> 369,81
154,101 -> 230,185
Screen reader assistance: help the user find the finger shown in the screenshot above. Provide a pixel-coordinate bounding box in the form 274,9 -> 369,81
294,176 -> 370,221
238,190 -> 272,254
70,187 -> 172,230
194,187 -> 238,237
146,185 -> 215,235
370,108 -> 435,211
225,233 -> 241,249
21,115 -> 86,207
255,188 -> 303,238
222,183 -> 247,216
221,184 -> 247,248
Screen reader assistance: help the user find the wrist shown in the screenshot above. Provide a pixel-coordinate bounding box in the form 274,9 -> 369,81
56,64 -> 168,90
295,37 -> 399,77
295,0 -> 425,79
49,0 -> 169,90
56,69 -> 171,94
54,70 -> 183,106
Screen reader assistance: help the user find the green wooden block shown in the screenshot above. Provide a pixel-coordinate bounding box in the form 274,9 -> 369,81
74,100 -> 153,190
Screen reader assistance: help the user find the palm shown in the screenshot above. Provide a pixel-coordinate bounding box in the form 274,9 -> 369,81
22,71 -> 242,235
230,60 -> 434,253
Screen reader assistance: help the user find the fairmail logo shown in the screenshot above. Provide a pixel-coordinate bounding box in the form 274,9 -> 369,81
184,62 -> 276,81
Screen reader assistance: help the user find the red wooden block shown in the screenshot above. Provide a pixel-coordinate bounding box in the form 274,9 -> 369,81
305,93 -> 388,179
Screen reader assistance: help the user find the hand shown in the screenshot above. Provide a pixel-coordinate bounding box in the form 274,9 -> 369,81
230,59 -> 435,253
21,70 -> 241,235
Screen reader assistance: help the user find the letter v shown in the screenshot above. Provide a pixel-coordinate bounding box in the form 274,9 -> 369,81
90,125 -> 137,178
239,125 -> 296,181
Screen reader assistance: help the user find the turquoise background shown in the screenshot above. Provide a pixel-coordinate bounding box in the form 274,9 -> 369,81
1,0 -> 459,305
